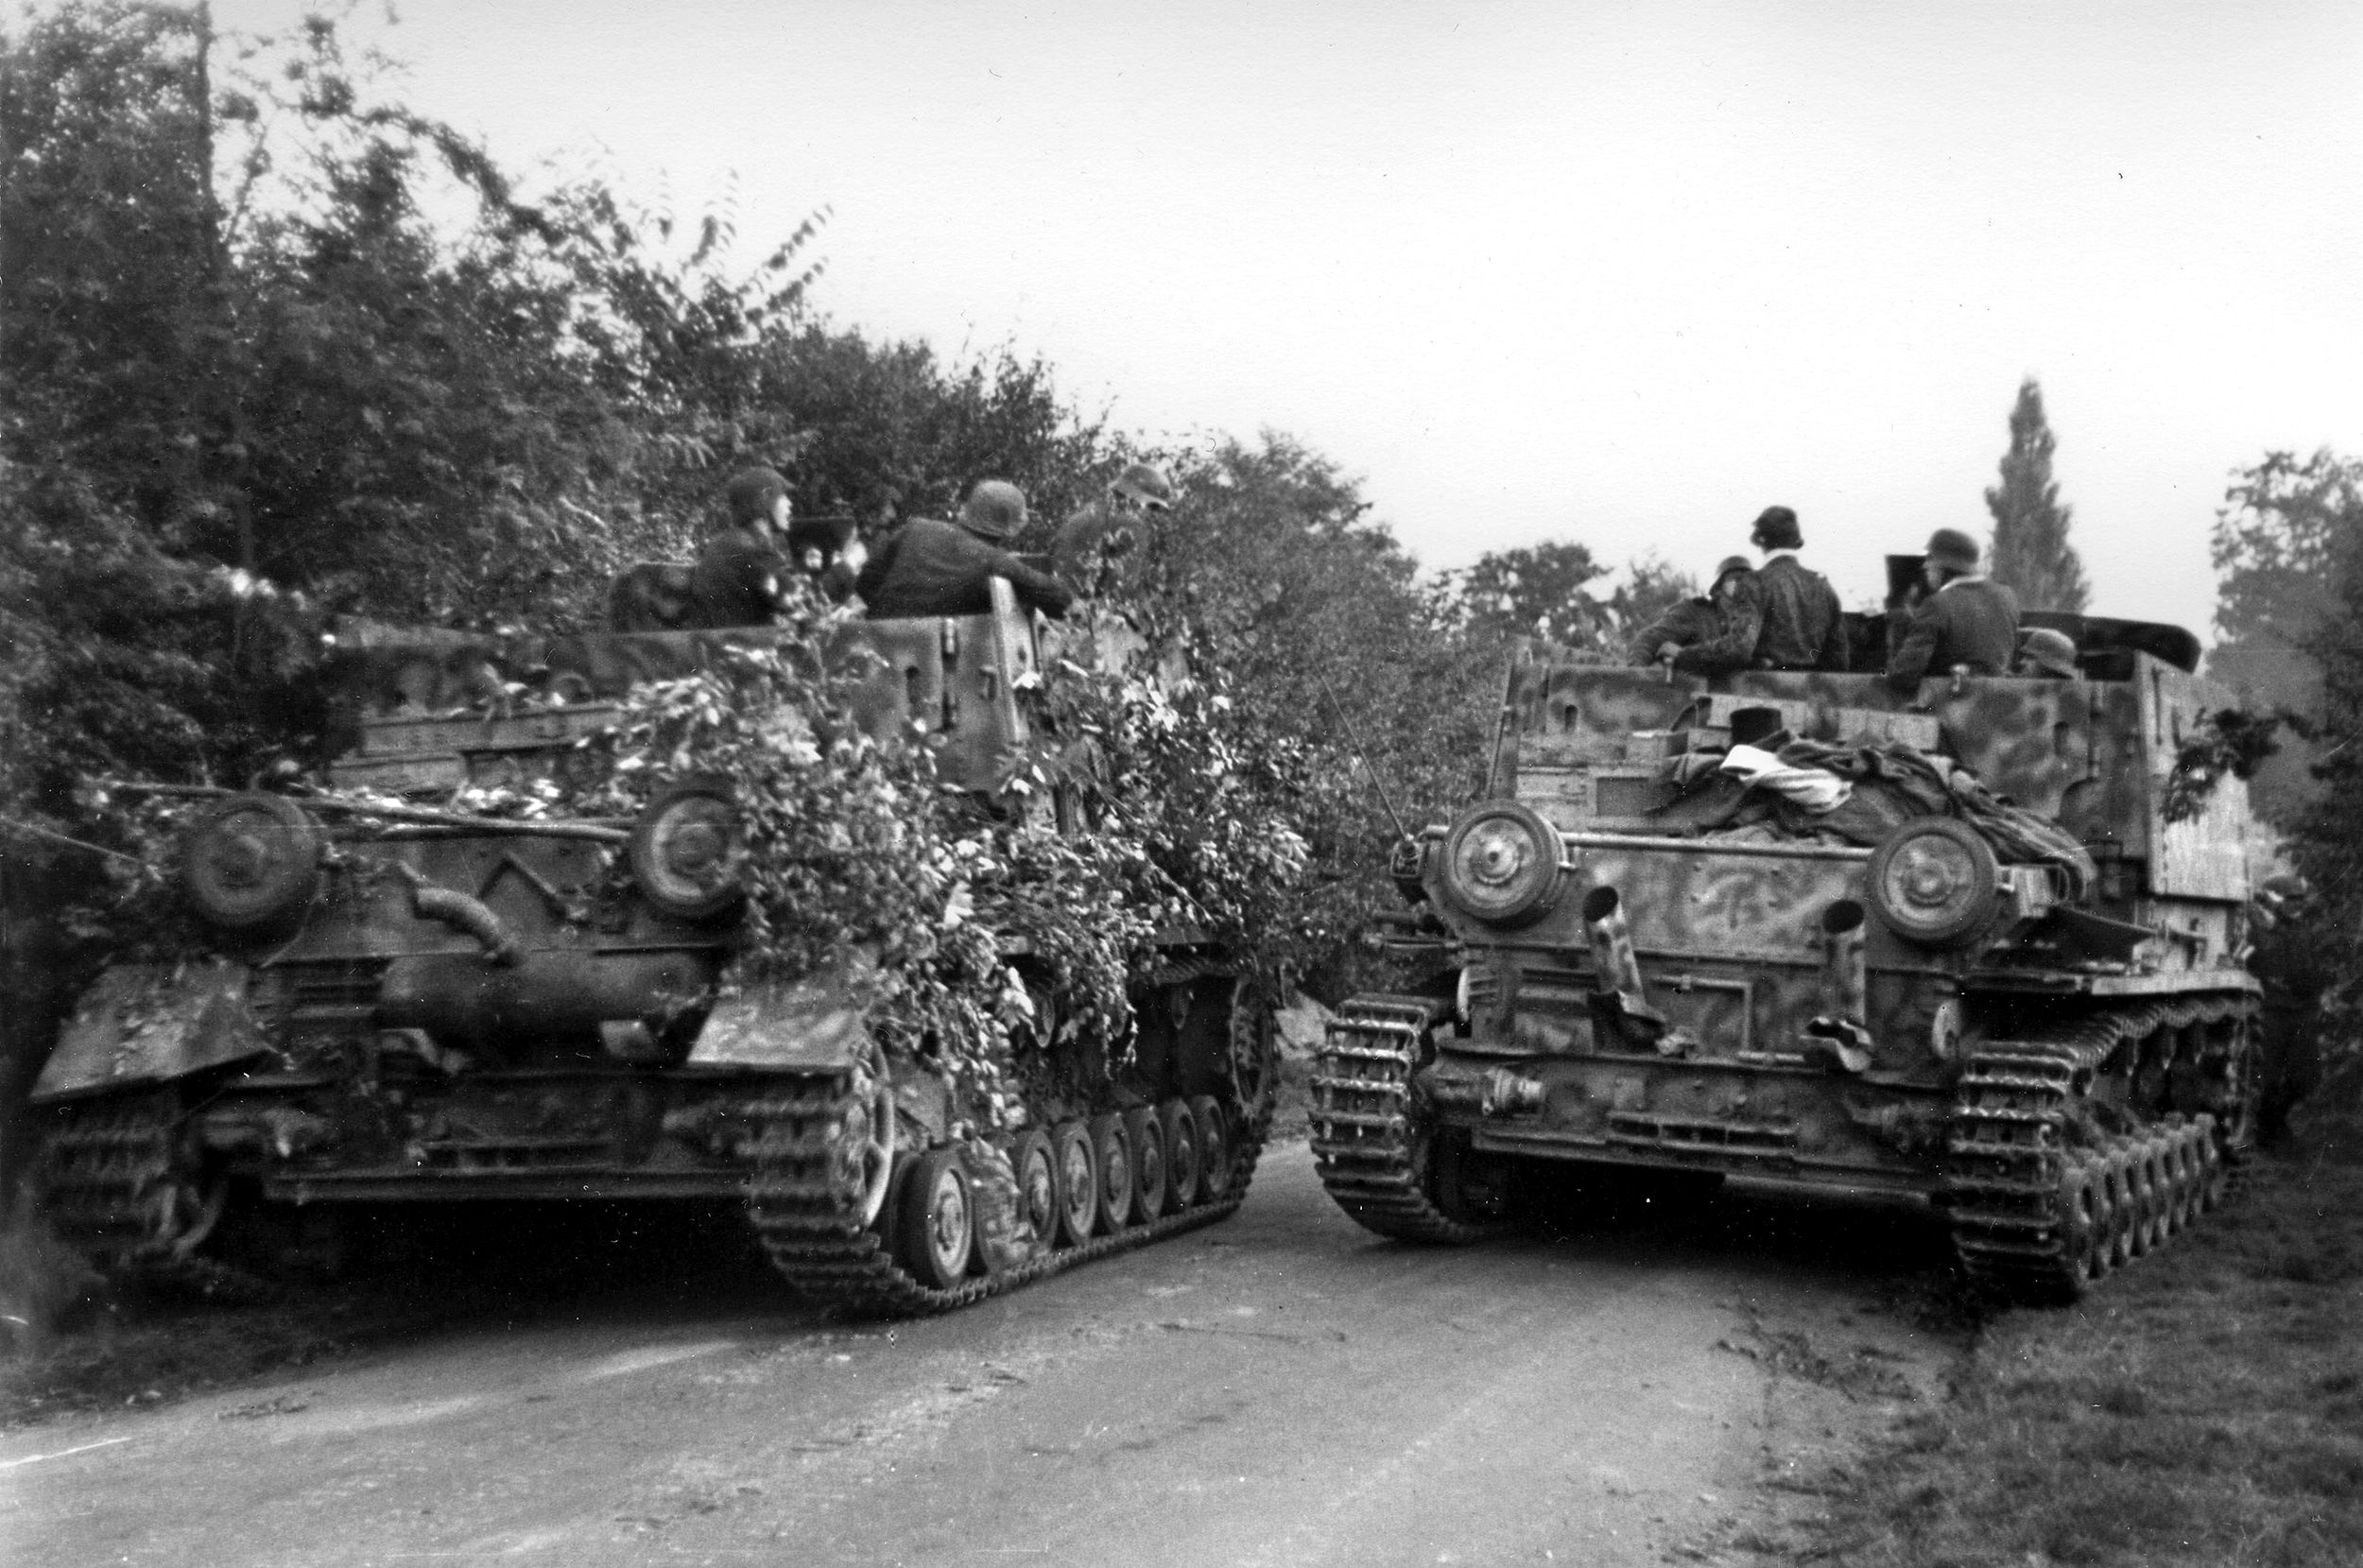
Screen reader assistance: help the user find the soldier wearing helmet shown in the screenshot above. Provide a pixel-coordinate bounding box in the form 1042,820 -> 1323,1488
2250,870 -> 2327,1145
856,479 -> 1075,620
1053,461 -> 1177,597
1669,507 -> 1849,674
1626,556 -> 1753,667
684,465 -> 797,629
2015,627 -> 2079,679
1885,527 -> 2020,693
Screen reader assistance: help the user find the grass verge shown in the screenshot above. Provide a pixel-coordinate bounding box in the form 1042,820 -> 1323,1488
1764,1152 -> 2363,1567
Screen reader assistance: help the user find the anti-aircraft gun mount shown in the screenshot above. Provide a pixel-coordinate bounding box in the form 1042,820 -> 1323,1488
32,582 -> 1279,1316
1313,612 -> 2261,1302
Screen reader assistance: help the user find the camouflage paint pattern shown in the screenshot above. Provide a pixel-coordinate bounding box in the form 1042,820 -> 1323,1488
1418,640 -> 2255,1192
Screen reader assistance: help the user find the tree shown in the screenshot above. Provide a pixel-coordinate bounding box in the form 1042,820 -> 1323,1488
2206,450 -> 2363,826
1443,544 -> 1697,660
1103,433 -> 1494,994
2204,447 -> 2363,1131
1449,542 -> 1609,646
1985,377 -> 2090,612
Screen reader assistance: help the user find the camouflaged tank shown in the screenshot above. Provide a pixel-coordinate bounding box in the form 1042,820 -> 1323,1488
1312,611 -> 2261,1303
32,581 -> 1277,1316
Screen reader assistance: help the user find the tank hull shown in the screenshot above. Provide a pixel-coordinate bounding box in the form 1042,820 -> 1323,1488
1315,632 -> 2266,1304
35,595 -> 1280,1317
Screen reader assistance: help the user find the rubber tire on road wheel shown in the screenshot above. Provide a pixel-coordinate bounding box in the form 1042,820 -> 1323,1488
1188,1095 -> 1231,1201
896,1147 -> 975,1289
1126,1107 -> 1167,1223
1090,1114 -> 1133,1236
1050,1122 -> 1097,1248
1158,1099 -> 1200,1211
1010,1129 -> 1059,1252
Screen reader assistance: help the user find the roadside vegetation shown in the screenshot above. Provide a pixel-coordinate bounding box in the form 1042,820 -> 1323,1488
9,12 -> 2363,1542
1757,1150 -> 2363,1568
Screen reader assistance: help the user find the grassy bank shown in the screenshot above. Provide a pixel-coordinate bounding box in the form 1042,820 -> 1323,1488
1768,1153 -> 2363,1567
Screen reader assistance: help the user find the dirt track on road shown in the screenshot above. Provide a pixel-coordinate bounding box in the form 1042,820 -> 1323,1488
0,1142 -> 1956,1567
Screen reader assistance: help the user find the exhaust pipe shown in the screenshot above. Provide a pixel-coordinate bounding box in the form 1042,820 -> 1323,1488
1806,899 -> 1873,1073
1581,886 -> 1667,1046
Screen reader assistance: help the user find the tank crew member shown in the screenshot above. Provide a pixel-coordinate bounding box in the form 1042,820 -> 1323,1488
1886,527 -> 2021,693
1626,556 -> 1753,666
1672,506 -> 1849,674
685,466 -> 796,628
785,514 -> 866,606
2251,872 -> 2328,1146
857,479 -> 1075,620
1053,461 -> 1177,595
2015,627 -> 2079,680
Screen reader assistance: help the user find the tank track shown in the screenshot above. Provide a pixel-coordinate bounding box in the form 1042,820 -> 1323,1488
1309,995 -> 1494,1244
1943,997 -> 2248,1303
744,1074 -> 1268,1319
39,1091 -> 223,1263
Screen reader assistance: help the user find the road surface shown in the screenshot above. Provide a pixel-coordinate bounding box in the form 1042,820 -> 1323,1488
0,1142 -> 1950,1567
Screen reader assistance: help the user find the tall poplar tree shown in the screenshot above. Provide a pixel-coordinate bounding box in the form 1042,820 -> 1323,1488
1985,378 -> 2091,612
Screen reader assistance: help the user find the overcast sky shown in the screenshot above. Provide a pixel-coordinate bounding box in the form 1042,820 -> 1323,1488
222,0 -> 2363,639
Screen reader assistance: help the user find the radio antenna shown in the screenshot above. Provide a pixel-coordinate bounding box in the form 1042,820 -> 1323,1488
1312,667 -> 1414,842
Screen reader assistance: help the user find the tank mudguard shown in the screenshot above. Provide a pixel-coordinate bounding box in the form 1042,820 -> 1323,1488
33,961 -> 272,1103
687,958 -> 876,1071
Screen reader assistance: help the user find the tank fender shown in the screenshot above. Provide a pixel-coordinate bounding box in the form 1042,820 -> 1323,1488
32,961 -> 270,1103
687,950 -> 879,1072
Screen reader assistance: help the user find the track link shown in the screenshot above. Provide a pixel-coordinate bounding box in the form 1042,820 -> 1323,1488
1944,997 -> 2246,1302
745,1070 -> 1265,1318
1309,995 -> 1493,1244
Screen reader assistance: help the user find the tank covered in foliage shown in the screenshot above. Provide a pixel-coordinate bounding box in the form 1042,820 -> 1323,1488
1313,612 -> 2263,1302
33,582 -> 1284,1315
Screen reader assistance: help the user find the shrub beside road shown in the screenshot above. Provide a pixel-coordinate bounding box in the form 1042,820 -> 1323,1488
1760,1151 -> 2363,1568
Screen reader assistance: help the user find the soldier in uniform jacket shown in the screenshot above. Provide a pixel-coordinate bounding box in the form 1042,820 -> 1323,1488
1054,461 -> 1176,598
685,467 -> 797,629
1626,556 -> 1753,666
1886,527 -> 2020,692
857,480 -> 1075,621
1674,507 -> 1849,674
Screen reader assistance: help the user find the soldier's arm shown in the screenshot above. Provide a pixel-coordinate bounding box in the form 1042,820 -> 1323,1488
1886,600 -> 1940,693
988,547 -> 1076,619
1625,609 -> 1681,665
1818,587 -> 1851,673
1672,582 -> 1761,675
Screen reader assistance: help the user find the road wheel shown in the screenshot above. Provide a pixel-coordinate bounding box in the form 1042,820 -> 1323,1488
1188,1095 -> 1232,1201
2099,1150 -> 2136,1270
1126,1107 -> 1166,1223
1159,1099 -> 1200,1210
1090,1114 -> 1133,1236
896,1147 -> 975,1289
1051,1122 -> 1097,1248
2194,1115 -> 2227,1211
1010,1129 -> 1059,1252
2061,1157 -> 2106,1296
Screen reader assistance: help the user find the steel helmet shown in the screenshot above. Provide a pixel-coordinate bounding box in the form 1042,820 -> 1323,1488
1751,507 -> 1802,550
2019,628 -> 2078,678
960,480 -> 1028,540
1110,463 -> 1176,510
725,466 -> 791,527
1925,528 -> 1982,573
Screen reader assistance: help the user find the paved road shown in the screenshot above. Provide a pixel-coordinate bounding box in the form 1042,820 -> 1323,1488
0,1143 -> 1948,1567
